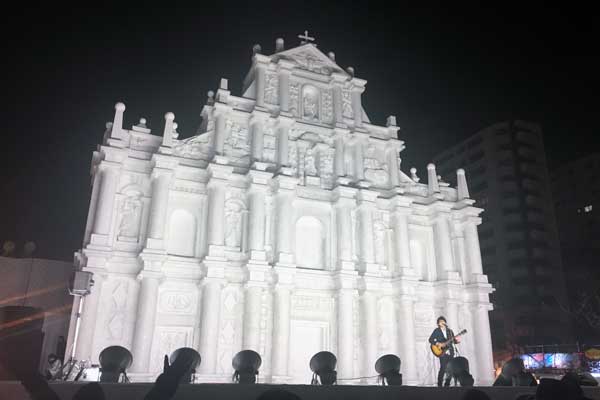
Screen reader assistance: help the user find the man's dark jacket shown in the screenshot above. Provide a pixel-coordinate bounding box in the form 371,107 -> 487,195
428,327 -> 456,357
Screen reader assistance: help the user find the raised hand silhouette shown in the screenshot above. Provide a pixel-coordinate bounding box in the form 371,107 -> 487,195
143,354 -> 197,400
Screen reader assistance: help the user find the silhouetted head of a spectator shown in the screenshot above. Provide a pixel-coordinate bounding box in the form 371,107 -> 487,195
72,382 -> 105,400
256,389 -> 302,400
536,378 -> 568,400
461,388 -> 491,400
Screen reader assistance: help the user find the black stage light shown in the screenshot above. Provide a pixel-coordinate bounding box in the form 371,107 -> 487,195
98,346 -> 132,383
232,350 -> 262,383
309,351 -> 337,385
169,347 -> 201,384
445,356 -> 474,387
374,354 -> 402,386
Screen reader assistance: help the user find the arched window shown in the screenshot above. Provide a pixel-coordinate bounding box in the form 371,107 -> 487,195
167,209 -> 196,257
295,216 -> 325,269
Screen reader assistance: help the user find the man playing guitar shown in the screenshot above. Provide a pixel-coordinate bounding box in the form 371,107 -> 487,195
428,316 -> 460,387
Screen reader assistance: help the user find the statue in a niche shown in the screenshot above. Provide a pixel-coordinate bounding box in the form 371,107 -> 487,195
118,195 -> 142,238
225,200 -> 244,248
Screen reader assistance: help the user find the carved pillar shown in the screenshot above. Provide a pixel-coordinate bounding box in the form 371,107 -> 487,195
92,165 -> 119,237
361,290 -> 378,377
198,280 -> 222,374
445,300 -> 460,333
351,87 -> 364,128
278,62 -> 293,113
354,144 -> 365,181
334,136 -> 345,177
357,191 -> 377,272
392,209 -> 412,273
388,148 -> 400,187
275,177 -> 296,265
75,271 -> 105,362
248,174 -> 271,262
331,75 -> 346,126
272,285 -> 291,378
130,273 -> 161,373
214,112 -> 227,154
465,219 -> 484,276
434,213 -> 456,279
337,288 -> 356,379
334,187 -> 356,270
146,171 -> 171,244
207,183 -> 226,252
243,285 -> 263,351
453,225 -> 468,282
277,123 -> 290,167
255,61 -> 267,108
473,305 -> 494,385
251,119 -> 264,162
397,296 -> 418,384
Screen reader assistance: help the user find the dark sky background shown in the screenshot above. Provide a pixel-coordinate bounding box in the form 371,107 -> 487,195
2,4 -> 598,261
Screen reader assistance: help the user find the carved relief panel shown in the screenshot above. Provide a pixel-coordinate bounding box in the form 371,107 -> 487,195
264,73 -> 279,105
363,144 -> 390,187
150,327 -> 193,373
342,90 -> 354,118
223,120 -> 251,166
217,285 -> 244,374
117,193 -> 143,241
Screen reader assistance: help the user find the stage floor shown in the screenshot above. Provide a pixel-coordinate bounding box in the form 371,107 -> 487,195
1,382 -> 599,400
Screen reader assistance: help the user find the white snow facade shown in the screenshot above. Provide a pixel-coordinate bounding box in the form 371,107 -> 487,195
71,39 -> 495,385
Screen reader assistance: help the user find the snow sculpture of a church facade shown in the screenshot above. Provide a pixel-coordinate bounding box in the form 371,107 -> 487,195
70,37 -> 495,385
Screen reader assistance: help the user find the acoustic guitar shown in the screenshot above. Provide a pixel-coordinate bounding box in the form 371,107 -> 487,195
430,329 -> 467,357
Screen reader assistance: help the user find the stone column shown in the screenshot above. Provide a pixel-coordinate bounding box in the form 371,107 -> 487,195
130,273 -> 161,373
255,62 -> 267,108
434,214 -> 456,278
334,188 -> 356,270
75,271 -> 105,362
465,219 -> 484,276
243,285 -> 263,351
331,76 -> 345,126
277,123 -> 290,167
214,112 -> 227,154
207,184 -> 225,249
147,171 -> 171,243
248,190 -> 266,256
251,119 -> 264,163
92,165 -> 118,237
392,209 -> 412,272
351,88 -> 363,128
361,291 -> 378,376
275,178 -> 296,265
445,300 -> 460,333
198,280 -> 222,374
278,62 -> 293,113
397,295 -> 418,384
337,288 -> 356,379
473,305 -> 494,385
355,144 -> 365,181
271,285 -> 291,378
388,148 -> 400,187
334,136 -> 345,177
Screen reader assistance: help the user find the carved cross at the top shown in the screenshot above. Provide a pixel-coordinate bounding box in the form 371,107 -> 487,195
298,30 -> 315,44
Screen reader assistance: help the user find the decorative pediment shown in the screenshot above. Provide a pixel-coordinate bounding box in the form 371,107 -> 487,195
271,44 -> 346,75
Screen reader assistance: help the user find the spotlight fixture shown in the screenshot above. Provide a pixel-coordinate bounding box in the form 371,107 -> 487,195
309,351 -> 337,385
445,356 -> 473,387
169,347 -> 201,384
232,350 -> 262,383
375,354 -> 402,386
98,346 -> 132,383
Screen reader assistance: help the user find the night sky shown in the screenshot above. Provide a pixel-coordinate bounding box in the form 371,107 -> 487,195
3,4 -> 598,261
